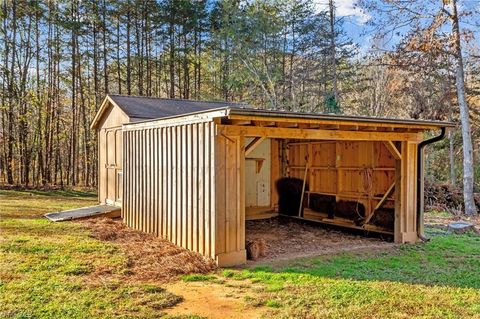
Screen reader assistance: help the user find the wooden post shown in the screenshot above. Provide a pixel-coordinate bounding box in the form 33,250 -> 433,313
394,141 -> 418,243
270,139 -> 280,210
215,133 -> 247,266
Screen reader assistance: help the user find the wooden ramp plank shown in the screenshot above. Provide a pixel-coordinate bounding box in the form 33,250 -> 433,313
44,205 -> 121,222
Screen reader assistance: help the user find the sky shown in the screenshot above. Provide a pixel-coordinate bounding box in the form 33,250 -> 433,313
316,0 -> 480,58
314,0 -> 372,53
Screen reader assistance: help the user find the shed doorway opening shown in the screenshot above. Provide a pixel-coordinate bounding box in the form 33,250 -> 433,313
244,138 -> 397,261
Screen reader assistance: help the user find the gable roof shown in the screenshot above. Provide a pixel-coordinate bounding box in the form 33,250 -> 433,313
91,94 -> 245,129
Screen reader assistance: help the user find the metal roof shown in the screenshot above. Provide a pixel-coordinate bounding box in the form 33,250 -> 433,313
225,108 -> 456,128
93,95 -> 455,130
108,94 -> 244,119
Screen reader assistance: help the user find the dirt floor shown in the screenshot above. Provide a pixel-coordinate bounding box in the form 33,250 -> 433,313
245,217 -> 394,264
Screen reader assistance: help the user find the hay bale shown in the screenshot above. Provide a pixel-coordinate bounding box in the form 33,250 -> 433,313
309,194 -> 336,218
276,177 -> 308,216
370,208 -> 394,230
335,200 -> 365,225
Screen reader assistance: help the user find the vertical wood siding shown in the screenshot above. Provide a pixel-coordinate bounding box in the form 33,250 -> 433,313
214,134 -> 246,266
123,121 -> 217,260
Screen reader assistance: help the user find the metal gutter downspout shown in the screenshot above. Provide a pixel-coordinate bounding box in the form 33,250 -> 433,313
416,127 -> 446,241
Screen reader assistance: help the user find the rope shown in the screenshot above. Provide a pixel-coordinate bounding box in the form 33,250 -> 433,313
355,167 -> 374,221
362,167 -> 374,196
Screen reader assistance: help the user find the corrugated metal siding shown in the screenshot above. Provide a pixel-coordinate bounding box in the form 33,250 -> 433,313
123,121 -> 217,259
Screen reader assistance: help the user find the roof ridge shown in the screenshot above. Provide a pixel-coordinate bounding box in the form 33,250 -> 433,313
108,94 -> 247,106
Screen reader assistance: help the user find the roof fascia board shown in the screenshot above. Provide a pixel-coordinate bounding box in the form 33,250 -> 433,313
123,108 -> 229,131
226,108 -> 455,129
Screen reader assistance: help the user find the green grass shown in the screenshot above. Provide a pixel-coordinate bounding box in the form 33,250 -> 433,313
180,274 -> 217,282
425,210 -> 454,219
0,189 -> 188,319
221,234 -> 480,318
2,189 -> 480,318
0,189 -> 97,219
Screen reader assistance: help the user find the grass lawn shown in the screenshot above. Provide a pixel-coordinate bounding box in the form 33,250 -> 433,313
1,189 -> 480,318
0,189 -> 192,319
222,231 -> 480,318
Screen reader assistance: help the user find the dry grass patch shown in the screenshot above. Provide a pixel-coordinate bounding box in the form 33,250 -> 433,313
79,218 -> 217,283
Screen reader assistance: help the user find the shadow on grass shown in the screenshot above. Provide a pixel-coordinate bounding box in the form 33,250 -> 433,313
240,233 -> 480,289
0,188 -> 97,198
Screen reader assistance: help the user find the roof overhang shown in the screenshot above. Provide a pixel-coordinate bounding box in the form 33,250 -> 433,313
97,95 -> 455,133
123,107 -> 231,131
223,108 -> 456,130
91,95 -> 137,130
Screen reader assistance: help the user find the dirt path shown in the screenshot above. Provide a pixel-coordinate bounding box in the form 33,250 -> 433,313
163,280 -> 266,319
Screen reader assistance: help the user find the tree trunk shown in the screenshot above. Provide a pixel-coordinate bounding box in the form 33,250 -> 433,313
329,0 -> 338,104
103,0 -> 109,94
450,0 -> 477,215
448,108 -> 456,186
126,3 -> 131,95
169,19 -> 175,98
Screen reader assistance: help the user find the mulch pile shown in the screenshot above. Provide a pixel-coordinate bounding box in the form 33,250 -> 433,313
79,218 -> 216,283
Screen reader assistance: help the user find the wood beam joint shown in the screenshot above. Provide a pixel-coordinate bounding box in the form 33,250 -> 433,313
383,141 -> 402,160
245,136 -> 266,156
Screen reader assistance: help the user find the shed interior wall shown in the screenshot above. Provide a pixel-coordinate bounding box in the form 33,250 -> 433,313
245,138 -> 272,219
285,140 -> 396,232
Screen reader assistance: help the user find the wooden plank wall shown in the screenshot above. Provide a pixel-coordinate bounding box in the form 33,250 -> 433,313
214,134 -> 246,266
287,141 -> 396,225
97,103 -> 129,205
286,139 -> 420,242
245,138 -> 271,208
123,121 -> 217,260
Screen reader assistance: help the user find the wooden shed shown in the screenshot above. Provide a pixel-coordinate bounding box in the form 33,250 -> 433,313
92,95 -> 453,266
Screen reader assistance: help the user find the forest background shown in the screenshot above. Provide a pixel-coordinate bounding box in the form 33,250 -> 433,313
1,0 -> 479,212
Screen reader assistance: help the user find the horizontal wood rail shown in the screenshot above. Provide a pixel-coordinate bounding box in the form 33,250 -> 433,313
216,125 -> 423,142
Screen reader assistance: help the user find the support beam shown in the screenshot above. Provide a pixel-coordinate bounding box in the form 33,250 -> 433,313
253,120 -> 276,127
364,182 -> 395,225
217,125 -> 423,142
383,141 -> 402,160
230,119 -> 252,126
245,136 -> 266,156
277,122 -> 299,128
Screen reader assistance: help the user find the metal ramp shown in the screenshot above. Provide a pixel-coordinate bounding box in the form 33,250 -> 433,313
44,205 -> 121,222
